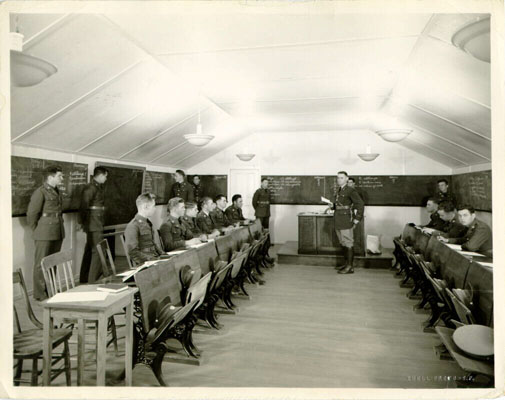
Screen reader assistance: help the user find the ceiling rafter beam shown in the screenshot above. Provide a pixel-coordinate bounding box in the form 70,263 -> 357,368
76,111 -> 145,152
218,94 -> 387,105
147,141 -> 191,164
12,60 -> 143,142
172,147 -> 207,165
117,109 -> 202,160
407,103 -> 491,142
403,137 -> 468,165
405,121 -> 491,161
157,33 -> 419,56
22,13 -> 74,50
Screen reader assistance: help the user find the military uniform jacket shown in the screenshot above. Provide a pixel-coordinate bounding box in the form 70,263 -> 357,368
180,215 -> 203,236
436,191 -> 457,206
160,214 -> 193,252
192,184 -> 204,207
448,218 -> 493,255
425,212 -> 447,231
124,214 -> 163,265
79,180 -> 105,233
26,183 -> 65,241
210,208 -> 231,229
440,218 -> 467,239
170,182 -> 194,202
331,184 -> 364,230
252,188 -> 271,217
225,205 -> 245,224
196,210 -> 215,234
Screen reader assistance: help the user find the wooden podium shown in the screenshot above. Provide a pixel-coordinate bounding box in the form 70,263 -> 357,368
298,213 -> 365,256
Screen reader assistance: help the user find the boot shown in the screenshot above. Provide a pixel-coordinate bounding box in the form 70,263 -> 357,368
335,249 -> 348,270
338,247 -> 355,274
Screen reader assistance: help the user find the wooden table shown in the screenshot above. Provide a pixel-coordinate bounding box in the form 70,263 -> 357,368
298,213 -> 365,255
42,285 -> 138,386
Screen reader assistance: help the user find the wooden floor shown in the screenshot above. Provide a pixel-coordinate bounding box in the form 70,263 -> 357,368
14,246 -> 465,388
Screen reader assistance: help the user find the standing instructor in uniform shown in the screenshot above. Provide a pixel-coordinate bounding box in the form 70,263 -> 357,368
79,166 -> 108,283
252,178 -> 271,229
26,166 -> 65,300
171,170 -> 194,202
329,171 -> 364,275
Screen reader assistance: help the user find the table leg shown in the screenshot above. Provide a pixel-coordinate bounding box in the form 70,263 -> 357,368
96,313 -> 107,386
77,319 -> 85,386
125,301 -> 133,386
42,309 -> 52,386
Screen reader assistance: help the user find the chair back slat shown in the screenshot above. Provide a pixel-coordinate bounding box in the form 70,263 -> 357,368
464,262 -> 493,327
195,242 -> 219,275
13,269 -> 43,330
41,249 -> 75,297
171,250 -> 201,281
120,233 -> 135,269
97,239 -> 117,277
186,272 -> 212,309
248,220 -> 262,239
215,235 -> 235,262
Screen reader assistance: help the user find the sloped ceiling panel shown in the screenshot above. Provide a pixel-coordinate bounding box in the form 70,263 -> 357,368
11,14 -> 146,139
400,139 -> 467,168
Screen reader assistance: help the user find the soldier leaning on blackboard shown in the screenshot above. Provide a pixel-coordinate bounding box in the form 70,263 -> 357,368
170,170 -> 194,202
26,166 -> 65,301
436,178 -> 456,206
191,175 -> 204,209
78,166 -> 108,283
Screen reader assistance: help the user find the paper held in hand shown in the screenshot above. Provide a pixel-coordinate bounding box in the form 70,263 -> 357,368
321,196 -> 333,204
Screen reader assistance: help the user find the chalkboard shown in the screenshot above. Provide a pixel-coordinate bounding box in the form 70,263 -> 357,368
187,175 -> 228,199
11,156 -> 88,217
96,162 -> 145,227
452,170 -> 491,212
143,171 -> 174,205
264,175 -> 451,206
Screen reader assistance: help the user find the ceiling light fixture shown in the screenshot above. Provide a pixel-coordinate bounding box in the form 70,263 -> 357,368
10,30 -> 58,87
452,16 -> 490,63
184,101 -> 214,147
376,128 -> 412,142
236,154 -> 255,162
357,145 -> 380,162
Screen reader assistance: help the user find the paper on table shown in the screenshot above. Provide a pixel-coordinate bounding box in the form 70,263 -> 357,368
321,196 -> 333,204
47,292 -> 109,303
478,262 -> 493,268
166,250 -> 186,256
459,251 -> 487,257
445,243 -> 462,251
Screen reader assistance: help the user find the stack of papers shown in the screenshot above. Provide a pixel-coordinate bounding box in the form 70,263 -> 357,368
459,250 -> 486,257
47,292 -> 109,303
166,249 -> 187,256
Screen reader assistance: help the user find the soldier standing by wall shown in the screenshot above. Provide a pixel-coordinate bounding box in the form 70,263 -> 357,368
170,170 -> 194,202
79,166 -> 108,283
191,175 -> 204,209
252,178 -> 271,229
26,166 -> 65,300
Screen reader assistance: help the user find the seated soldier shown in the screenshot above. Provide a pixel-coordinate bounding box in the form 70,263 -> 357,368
159,197 -> 201,251
196,197 -> 221,239
225,194 -> 251,226
422,201 -> 467,238
438,204 -> 493,257
124,193 -> 165,266
210,194 -> 233,233
420,198 -> 447,231
180,202 -> 207,241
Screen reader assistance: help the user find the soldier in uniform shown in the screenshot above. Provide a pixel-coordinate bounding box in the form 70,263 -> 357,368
191,175 -> 204,209
328,171 -> 364,275
180,202 -> 206,238
27,166 -> 65,300
78,166 -> 108,283
170,170 -> 194,202
225,194 -> 251,225
159,197 -> 201,251
124,193 -> 165,266
436,178 -> 456,206
252,178 -> 271,229
421,201 -> 467,239
421,198 -> 447,231
196,197 -> 221,238
439,204 -> 493,257
210,194 -> 233,233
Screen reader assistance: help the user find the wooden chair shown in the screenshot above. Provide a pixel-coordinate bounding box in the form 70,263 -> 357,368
120,233 -> 135,269
13,269 -> 72,386
96,238 -> 116,278
40,249 -> 119,353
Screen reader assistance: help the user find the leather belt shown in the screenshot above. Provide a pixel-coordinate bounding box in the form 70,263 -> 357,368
42,212 -> 62,217
335,206 -> 350,210
88,206 -> 105,210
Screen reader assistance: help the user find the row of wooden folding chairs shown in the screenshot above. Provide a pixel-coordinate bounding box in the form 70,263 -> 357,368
392,228 -> 494,387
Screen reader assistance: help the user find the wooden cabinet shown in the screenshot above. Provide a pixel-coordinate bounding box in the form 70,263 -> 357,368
298,213 -> 365,255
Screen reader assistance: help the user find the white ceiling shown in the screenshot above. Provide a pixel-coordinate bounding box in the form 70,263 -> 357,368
10,11 -> 491,169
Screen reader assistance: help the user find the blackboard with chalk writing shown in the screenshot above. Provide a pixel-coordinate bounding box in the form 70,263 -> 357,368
11,156 -> 88,217
143,171 -> 174,205
452,171 -> 491,212
187,175 -> 228,199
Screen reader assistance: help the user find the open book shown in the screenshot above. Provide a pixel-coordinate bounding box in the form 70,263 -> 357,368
117,259 -> 162,282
